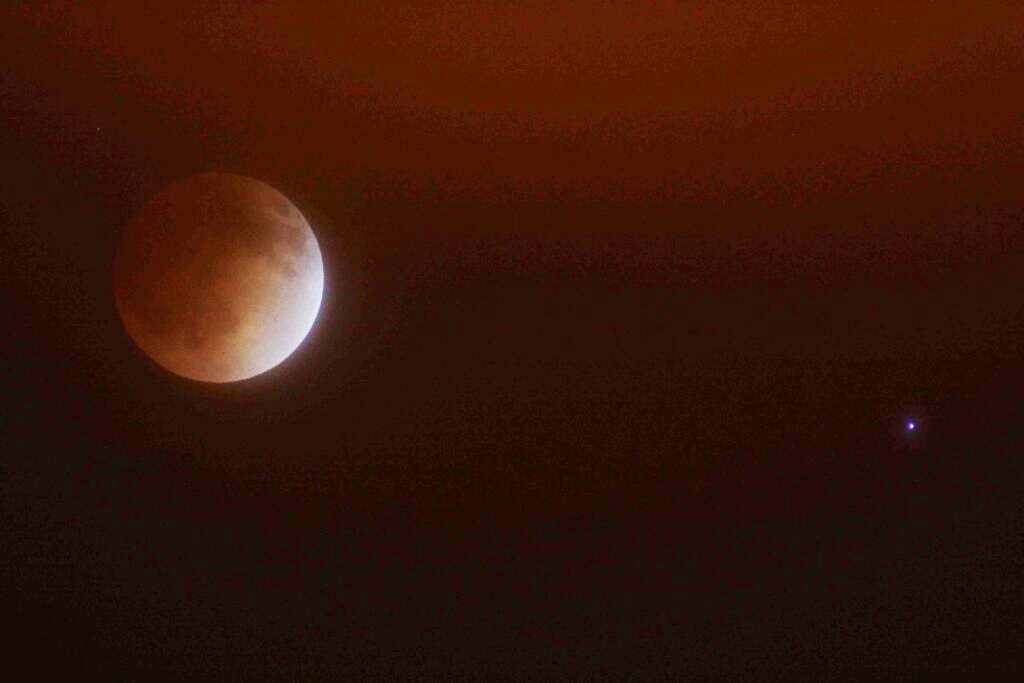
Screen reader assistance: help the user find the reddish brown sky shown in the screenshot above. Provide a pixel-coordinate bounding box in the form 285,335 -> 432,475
4,0 -> 1023,490
8,1 -> 1024,203
4,3 -> 1024,675
4,0 -> 1024,512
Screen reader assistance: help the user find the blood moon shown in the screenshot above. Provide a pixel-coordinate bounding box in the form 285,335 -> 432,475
114,173 -> 324,383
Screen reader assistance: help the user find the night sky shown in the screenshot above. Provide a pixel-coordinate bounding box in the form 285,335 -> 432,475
3,2 -> 1023,677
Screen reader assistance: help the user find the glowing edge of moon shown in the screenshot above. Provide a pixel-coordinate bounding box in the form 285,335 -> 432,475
115,175 -> 326,383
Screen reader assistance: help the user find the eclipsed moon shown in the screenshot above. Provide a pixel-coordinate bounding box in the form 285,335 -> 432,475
114,172 -> 324,383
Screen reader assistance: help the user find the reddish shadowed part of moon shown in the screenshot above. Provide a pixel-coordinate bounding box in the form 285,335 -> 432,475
114,173 -> 324,383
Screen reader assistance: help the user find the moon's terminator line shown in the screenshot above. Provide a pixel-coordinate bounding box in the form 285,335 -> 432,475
114,172 -> 324,382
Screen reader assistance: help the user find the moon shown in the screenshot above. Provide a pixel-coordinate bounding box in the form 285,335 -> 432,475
114,172 -> 324,383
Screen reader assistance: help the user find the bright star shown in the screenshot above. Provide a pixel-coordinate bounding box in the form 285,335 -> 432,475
906,421 -> 916,431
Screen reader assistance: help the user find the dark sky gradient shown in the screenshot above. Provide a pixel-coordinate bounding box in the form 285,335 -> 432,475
2,2 -> 1023,677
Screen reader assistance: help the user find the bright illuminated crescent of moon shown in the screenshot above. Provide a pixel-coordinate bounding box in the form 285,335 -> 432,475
114,172 -> 324,383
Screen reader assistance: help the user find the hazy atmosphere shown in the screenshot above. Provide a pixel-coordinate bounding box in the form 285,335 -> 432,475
3,2 -> 1023,677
